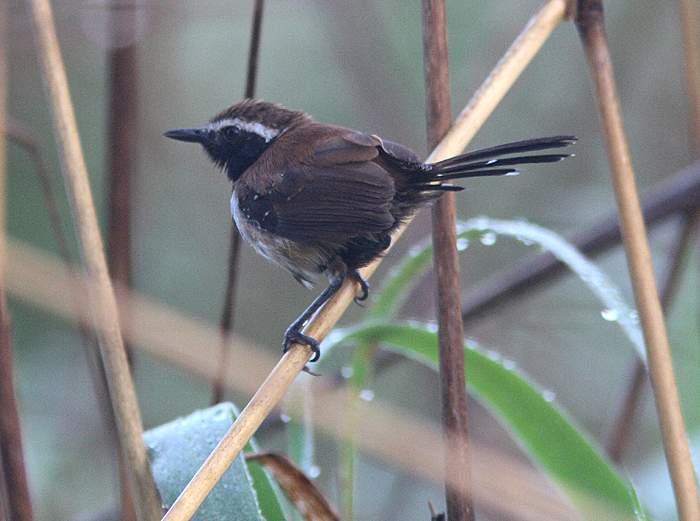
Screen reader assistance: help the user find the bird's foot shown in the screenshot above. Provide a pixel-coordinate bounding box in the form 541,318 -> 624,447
284,328 -> 321,362
351,270 -> 370,304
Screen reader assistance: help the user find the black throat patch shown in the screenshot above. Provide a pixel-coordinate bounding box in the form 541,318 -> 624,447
203,118 -> 282,182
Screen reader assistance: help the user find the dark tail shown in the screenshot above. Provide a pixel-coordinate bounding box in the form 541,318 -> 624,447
421,135 -> 577,192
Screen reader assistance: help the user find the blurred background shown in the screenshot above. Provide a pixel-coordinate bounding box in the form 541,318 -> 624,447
5,0 -> 699,520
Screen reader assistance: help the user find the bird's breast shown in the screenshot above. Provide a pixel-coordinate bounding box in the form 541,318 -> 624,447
231,190 -> 330,286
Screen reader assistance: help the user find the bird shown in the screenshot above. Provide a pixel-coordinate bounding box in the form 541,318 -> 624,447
164,99 -> 575,361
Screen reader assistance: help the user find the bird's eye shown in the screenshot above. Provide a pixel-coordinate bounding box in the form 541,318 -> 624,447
223,126 -> 239,140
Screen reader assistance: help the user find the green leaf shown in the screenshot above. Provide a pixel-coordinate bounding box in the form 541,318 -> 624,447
326,322 -> 638,520
630,481 -> 651,521
366,217 -> 645,363
364,235 -> 435,320
144,403 -> 285,521
247,454 -> 289,521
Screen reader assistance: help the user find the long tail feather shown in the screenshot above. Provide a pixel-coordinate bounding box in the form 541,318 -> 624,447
427,135 -> 576,180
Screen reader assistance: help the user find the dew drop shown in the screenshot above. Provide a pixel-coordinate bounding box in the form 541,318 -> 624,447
325,330 -> 344,345
516,235 -> 534,246
487,350 -> 500,361
503,359 -> 516,370
542,390 -> 556,402
340,366 -> 353,379
456,238 -> 469,251
409,244 -> 424,258
589,274 -> 604,287
280,413 -> 291,423
473,217 -> 489,230
601,308 -> 619,322
359,389 -> 375,402
308,465 -> 321,478
480,232 -> 497,246
212,406 -> 228,421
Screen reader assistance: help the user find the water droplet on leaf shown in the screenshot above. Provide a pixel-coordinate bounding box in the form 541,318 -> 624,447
359,389 -> 375,402
480,232 -> 497,246
601,308 -> 619,321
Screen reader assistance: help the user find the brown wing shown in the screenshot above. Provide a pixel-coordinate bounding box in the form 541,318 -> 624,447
313,131 -> 382,165
236,130 -> 396,242
373,135 -> 423,165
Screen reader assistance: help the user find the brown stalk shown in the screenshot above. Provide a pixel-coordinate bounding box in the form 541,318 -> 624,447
8,116 -> 143,518
0,461 -> 8,521
608,211 -> 697,462
576,1 -> 700,520
9,121 -> 112,521
607,361 -> 646,465
25,0 -> 161,519
611,0 -> 700,473
243,0 -> 264,101
245,452 -> 340,521
0,305 -> 33,521
678,0 -> 700,155
422,1 -> 474,520
105,3 -> 140,519
608,0 -> 700,463
106,1 -> 137,293
212,0 -> 265,405
159,3 -> 566,519
213,226 -> 243,405
0,2 -> 32,519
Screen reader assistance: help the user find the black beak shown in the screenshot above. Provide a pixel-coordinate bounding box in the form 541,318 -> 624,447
163,127 -> 208,143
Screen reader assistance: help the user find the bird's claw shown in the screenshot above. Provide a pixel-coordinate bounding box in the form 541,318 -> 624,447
352,271 -> 370,303
284,329 -> 321,362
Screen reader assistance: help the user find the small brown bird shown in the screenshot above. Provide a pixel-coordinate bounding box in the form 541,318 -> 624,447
165,99 -> 575,361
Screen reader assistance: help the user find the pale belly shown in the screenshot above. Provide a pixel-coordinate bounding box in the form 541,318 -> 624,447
231,192 -> 330,286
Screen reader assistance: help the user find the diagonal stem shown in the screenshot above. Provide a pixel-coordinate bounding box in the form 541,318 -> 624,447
609,210 -> 698,462
576,1 -> 700,520
25,0 -> 161,519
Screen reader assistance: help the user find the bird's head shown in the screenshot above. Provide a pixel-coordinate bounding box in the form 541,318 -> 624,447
164,99 -> 310,182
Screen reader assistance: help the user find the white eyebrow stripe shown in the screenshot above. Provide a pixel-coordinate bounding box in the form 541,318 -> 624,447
207,118 -> 281,142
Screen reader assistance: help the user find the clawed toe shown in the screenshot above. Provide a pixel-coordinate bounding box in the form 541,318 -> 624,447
351,270 -> 370,303
284,329 -> 321,362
